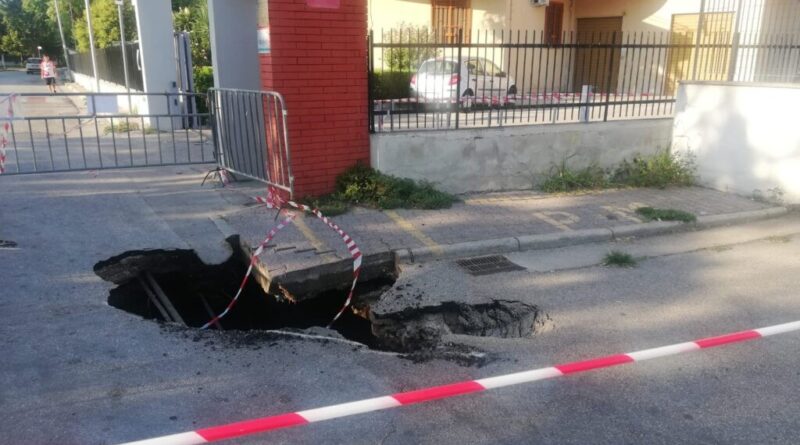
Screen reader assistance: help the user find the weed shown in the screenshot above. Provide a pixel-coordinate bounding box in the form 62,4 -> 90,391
635,207 -> 697,223
304,165 -> 457,215
612,151 -> 695,188
540,160 -> 608,193
539,151 -> 697,193
603,250 -> 637,267
103,120 -> 158,135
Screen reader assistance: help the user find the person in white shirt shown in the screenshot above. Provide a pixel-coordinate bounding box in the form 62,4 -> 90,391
40,55 -> 58,93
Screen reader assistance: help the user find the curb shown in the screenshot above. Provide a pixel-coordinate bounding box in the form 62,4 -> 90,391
396,206 -> 788,263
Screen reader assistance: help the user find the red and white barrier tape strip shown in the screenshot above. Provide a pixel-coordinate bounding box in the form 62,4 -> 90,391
200,187 -> 361,329
254,187 -> 363,327
118,320 -> 800,445
0,94 -> 17,174
199,212 -> 297,330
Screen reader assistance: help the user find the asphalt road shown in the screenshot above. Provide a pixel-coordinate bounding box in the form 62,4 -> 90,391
1,164 -> 799,444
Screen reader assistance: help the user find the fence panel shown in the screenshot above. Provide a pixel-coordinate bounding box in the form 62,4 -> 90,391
369,27 -> 800,132
68,43 -> 144,91
0,92 -> 211,175
208,88 -> 293,196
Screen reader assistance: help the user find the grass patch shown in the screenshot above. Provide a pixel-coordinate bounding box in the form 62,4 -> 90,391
611,151 -> 695,188
540,161 -> 608,193
635,207 -> 697,223
539,151 -> 696,193
103,121 -> 159,135
303,165 -> 457,215
603,251 -> 637,268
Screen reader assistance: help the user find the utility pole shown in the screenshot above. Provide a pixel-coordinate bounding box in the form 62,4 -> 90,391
115,0 -> 132,111
84,0 -> 101,92
53,0 -> 72,73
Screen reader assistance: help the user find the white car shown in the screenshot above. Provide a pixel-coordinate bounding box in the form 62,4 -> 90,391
25,57 -> 41,75
410,57 -> 517,101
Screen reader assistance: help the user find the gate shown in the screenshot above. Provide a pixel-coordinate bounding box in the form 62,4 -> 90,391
0,91 -> 212,175
208,88 -> 293,197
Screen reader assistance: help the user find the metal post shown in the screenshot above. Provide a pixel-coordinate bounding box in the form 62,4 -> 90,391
455,29 -> 463,130
727,0 -> 744,81
84,0 -> 101,92
367,30 -> 374,133
53,0 -> 71,73
115,0 -> 133,114
691,0 -> 707,81
603,31 -> 616,122
115,0 -> 131,95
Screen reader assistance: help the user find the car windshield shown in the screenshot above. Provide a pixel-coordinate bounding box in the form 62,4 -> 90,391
28,58 -> 41,64
418,60 -> 458,75
481,59 -> 503,76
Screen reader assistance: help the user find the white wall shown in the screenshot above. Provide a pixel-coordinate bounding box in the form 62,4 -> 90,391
672,82 -> 800,204
209,0 -> 261,90
371,118 -> 672,193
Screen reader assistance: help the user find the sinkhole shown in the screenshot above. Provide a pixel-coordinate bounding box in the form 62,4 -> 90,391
96,249 -> 546,353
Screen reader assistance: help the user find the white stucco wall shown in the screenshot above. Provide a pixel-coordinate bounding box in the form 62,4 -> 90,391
574,0 -> 702,32
371,118 -> 672,193
209,0 -> 261,90
672,82 -> 800,204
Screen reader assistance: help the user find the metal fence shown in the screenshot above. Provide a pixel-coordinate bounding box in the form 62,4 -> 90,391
369,27 -> 800,132
68,42 -> 145,91
208,88 -> 293,196
0,92 -> 211,175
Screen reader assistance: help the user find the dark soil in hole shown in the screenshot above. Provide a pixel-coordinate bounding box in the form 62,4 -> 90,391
97,249 -> 396,349
97,249 -> 545,359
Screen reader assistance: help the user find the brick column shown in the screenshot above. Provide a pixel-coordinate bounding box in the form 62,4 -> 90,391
259,0 -> 369,198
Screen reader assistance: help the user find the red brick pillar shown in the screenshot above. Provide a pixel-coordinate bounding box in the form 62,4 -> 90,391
259,0 -> 369,198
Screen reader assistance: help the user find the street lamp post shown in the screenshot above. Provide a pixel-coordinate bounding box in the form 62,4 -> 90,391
37,46 -> 42,57
115,0 -> 131,95
53,0 -> 72,74
83,0 -> 101,92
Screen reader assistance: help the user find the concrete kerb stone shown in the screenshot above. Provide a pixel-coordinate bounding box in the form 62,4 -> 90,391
395,207 -> 789,264
695,207 -> 789,229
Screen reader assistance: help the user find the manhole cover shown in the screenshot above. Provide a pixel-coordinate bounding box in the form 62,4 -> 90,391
456,255 -> 525,276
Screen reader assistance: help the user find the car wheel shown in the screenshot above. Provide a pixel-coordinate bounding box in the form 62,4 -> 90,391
507,85 -> 518,95
461,88 -> 475,110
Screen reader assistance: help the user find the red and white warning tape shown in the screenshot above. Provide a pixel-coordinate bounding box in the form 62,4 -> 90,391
199,212 -> 297,330
0,94 -> 17,175
118,320 -> 800,445
200,187 -> 361,329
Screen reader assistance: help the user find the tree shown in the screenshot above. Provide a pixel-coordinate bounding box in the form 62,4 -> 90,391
0,0 -> 61,59
172,0 -> 210,67
72,0 -> 136,51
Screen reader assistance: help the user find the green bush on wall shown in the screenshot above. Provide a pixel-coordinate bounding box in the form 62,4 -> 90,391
372,71 -> 413,100
193,66 -> 214,114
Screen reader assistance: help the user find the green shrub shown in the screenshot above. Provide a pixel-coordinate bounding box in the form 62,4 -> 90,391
103,120 -> 157,135
193,65 -> 214,114
373,71 -> 412,100
635,207 -> 697,223
612,151 -> 695,188
304,165 -> 457,214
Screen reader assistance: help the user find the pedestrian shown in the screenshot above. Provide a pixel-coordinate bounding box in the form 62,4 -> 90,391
40,54 -> 58,93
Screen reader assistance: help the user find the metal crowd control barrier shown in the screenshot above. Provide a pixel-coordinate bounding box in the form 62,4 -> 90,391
0,91 -> 211,175
208,88 -> 293,197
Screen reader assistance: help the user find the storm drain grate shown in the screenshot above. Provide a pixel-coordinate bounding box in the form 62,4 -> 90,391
456,255 -> 526,276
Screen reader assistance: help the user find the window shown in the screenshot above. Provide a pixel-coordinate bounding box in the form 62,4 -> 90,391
432,0 -> 471,43
545,1 -> 564,44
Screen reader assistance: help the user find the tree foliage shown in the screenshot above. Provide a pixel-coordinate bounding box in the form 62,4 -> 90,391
0,0 -> 61,59
72,0 -> 136,51
172,0 -> 210,67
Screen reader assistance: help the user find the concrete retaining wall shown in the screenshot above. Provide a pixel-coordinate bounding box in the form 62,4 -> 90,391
370,119 -> 673,194
672,82 -> 800,205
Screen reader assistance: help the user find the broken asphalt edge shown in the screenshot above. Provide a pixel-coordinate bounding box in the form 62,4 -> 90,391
397,206 -> 789,264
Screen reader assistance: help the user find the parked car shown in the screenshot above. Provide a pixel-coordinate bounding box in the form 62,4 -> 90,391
410,57 -> 517,101
25,57 -> 42,75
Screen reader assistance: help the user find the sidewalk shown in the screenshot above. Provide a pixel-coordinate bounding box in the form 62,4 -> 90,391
216,178 -> 782,298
